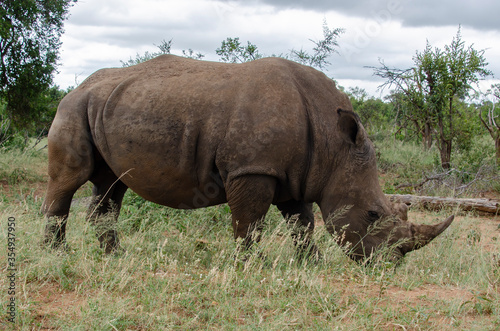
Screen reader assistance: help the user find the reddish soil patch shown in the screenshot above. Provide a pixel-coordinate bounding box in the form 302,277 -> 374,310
31,282 -> 89,329
0,180 -> 47,200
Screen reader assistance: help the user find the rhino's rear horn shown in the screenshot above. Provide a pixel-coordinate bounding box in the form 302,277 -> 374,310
405,215 -> 454,253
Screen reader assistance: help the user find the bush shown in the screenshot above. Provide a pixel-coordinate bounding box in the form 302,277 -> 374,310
452,135 -> 497,174
0,129 -> 28,150
375,134 -> 500,196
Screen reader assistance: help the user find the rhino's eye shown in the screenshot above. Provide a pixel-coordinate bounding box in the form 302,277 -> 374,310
367,211 -> 380,221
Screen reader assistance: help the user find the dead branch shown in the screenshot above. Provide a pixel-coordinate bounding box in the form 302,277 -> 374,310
479,105 -> 495,138
395,169 -> 454,191
394,167 -> 498,196
388,194 -> 500,215
479,101 -> 500,139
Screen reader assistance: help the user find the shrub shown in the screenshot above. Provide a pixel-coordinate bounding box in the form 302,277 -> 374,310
375,134 -> 500,196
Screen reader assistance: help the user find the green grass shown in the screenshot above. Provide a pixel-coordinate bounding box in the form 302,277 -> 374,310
0,141 -> 499,330
0,147 -> 47,186
375,134 -> 500,197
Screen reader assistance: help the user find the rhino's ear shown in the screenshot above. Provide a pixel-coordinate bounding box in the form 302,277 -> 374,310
337,108 -> 365,145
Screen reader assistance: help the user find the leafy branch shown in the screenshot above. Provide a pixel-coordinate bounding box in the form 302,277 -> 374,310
290,21 -> 345,69
215,37 -> 262,63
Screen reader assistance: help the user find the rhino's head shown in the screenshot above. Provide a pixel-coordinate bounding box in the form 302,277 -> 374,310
320,109 -> 453,264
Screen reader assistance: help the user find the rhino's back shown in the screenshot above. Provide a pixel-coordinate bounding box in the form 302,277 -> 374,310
69,55 -> 346,207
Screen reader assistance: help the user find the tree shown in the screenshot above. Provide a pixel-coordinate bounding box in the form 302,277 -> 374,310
373,28 -> 491,169
123,21 -> 343,71
0,84 -> 68,147
346,87 -> 393,133
0,0 -> 76,129
181,48 -> 205,60
121,39 -> 204,67
290,21 -> 344,70
121,39 -> 173,67
216,21 -> 344,70
479,84 -> 500,163
216,37 -> 262,63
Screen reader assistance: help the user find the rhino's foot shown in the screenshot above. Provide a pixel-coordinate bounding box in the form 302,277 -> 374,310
98,237 -> 122,255
43,217 -> 68,250
94,226 -> 121,254
232,245 -> 272,270
102,243 -> 125,256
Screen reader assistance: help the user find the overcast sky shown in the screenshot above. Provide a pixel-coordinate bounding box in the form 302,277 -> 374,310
54,0 -> 500,97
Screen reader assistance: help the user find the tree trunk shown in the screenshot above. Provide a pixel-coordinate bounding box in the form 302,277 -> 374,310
423,122 -> 433,150
388,194 -> 500,215
439,138 -> 452,170
496,136 -> 500,165
436,113 -> 452,169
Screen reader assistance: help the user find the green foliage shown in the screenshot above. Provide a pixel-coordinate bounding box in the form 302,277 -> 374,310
0,85 -> 67,149
216,37 -> 262,63
490,84 -> 500,99
32,85 -> 67,133
452,135 -> 496,173
119,191 -> 232,234
0,100 -> 27,149
376,133 -> 499,197
451,101 -> 484,151
216,21 -> 343,69
181,48 -> 205,60
121,21 -> 342,72
121,39 -> 173,67
121,39 -> 205,67
0,0 -> 76,130
478,84 -> 500,162
0,146 -> 46,187
373,27 -> 492,169
290,21 -> 345,70
346,87 -> 394,135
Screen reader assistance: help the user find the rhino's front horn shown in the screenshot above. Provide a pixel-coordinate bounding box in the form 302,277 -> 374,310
402,215 -> 454,253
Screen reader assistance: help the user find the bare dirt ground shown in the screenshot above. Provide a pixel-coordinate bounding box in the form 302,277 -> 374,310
32,282 -> 88,328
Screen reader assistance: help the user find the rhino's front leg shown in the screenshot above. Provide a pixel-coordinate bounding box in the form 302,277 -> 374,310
226,174 -> 277,250
276,200 -> 322,262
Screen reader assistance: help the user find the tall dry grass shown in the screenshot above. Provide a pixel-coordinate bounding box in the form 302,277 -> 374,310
0,141 -> 499,329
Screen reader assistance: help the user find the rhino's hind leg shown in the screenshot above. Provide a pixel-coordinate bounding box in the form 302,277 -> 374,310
42,180 -> 80,250
276,200 -> 321,262
42,132 -> 94,250
226,175 -> 277,250
87,163 -> 128,254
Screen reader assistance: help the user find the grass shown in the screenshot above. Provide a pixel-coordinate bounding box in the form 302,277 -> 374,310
0,147 -> 46,185
0,141 -> 499,330
375,134 -> 500,197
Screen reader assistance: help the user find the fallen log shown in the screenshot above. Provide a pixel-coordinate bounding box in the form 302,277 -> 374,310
387,194 -> 500,215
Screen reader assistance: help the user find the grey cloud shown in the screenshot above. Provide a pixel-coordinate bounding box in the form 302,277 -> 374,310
255,0 -> 500,30
56,0 -> 499,93
400,0 -> 499,30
